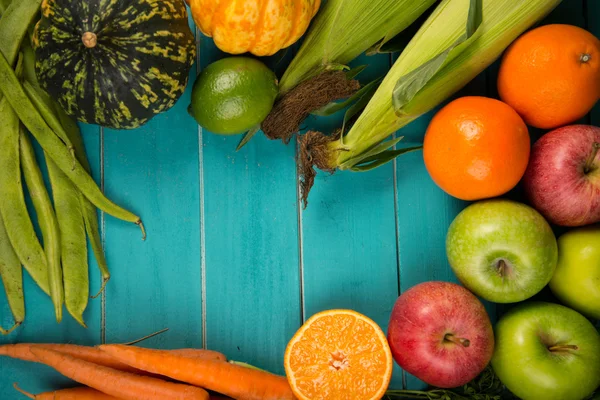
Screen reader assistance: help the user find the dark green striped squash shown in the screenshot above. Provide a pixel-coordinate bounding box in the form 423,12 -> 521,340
33,0 -> 196,130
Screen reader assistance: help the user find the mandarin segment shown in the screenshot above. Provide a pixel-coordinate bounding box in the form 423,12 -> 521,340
285,310 -> 393,400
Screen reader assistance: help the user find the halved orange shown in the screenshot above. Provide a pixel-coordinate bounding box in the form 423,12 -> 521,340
284,309 -> 393,400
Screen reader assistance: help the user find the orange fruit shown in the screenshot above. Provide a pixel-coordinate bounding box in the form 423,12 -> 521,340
498,24 -> 600,129
284,309 -> 393,400
423,96 -> 530,201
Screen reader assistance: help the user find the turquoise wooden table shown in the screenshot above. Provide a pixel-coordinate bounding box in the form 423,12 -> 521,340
0,0 -> 597,396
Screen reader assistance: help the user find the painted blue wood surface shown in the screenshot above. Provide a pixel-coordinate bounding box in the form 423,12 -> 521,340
199,35 -> 302,374
1,0 -> 598,397
302,52 -> 405,388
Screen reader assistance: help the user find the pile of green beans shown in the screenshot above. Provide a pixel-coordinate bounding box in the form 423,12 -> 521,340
0,0 -> 144,333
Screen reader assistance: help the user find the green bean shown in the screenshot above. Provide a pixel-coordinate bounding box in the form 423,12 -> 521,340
19,128 -> 64,322
0,0 -> 41,66
21,41 -> 77,163
54,103 -> 111,295
46,156 -> 88,327
0,211 -> 24,334
23,81 -> 75,153
21,39 -> 38,91
0,51 -> 146,239
0,96 -> 50,295
0,0 -> 12,13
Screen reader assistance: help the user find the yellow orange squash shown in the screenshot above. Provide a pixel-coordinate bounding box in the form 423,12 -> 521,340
189,0 -> 320,56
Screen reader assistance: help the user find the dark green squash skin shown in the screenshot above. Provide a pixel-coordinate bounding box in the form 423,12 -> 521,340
33,0 -> 196,130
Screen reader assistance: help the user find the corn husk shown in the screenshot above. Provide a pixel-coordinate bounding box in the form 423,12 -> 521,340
278,0 -> 438,94
328,0 -> 562,171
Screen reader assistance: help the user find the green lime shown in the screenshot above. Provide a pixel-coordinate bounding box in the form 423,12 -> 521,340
189,57 -> 278,135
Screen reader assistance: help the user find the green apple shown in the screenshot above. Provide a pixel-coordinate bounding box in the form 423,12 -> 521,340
550,225 -> 600,319
446,199 -> 558,303
492,302 -> 600,400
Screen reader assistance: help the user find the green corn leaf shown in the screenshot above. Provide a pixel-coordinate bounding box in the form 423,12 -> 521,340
346,65 -> 367,80
236,125 -> 261,151
278,0 -> 438,94
340,136 -> 405,169
340,78 -> 381,137
312,76 -> 381,117
366,2 -> 440,55
392,0 -> 482,113
350,146 -> 423,172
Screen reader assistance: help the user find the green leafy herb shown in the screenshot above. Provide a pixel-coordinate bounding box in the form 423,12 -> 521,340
385,367 -> 513,400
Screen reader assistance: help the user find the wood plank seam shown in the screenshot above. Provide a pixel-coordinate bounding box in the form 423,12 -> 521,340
100,126 -> 106,345
389,50 -> 408,391
295,139 -> 306,324
195,26 -> 208,351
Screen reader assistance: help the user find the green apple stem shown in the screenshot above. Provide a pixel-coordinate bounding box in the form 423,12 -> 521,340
444,333 -> 470,347
584,142 -> 600,174
548,344 -> 579,352
497,259 -> 507,277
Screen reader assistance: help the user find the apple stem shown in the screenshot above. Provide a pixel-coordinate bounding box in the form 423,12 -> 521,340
584,142 -> 600,174
496,259 -> 507,278
444,334 -> 470,347
548,344 -> 579,352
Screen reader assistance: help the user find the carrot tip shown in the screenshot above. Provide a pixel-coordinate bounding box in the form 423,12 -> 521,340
122,328 -> 169,345
13,383 -> 35,399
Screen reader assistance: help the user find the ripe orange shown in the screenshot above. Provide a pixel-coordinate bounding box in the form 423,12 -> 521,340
423,96 -> 530,201
284,309 -> 393,400
498,24 -> 600,129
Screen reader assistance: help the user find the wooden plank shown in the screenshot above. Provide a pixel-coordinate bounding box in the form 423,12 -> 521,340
300,53 -> 404,388
101,17 -> 202,348
199,37 -> 301,373
0,124 -> 103,396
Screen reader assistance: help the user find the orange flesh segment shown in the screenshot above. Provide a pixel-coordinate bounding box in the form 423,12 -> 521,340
285,310 -> 393,400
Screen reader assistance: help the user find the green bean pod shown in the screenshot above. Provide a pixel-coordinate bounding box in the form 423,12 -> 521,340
54,104 -> 111,294
23,81 -> 75,153
0,0 -> 41,67
0,97 -> 50,295
23,46 -> 109,295
0,211 -> 25,334
46,157 -> 88,327
0,51 -> 145,239
19,128 -> 64,322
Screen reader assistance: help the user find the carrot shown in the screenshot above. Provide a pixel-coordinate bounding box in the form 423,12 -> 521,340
171,348 -> 228,362
0,343 -> 226,372
29,346 -> 210,400
14,383 -> 119,399
99,345 -> 296,400
0,343 -> 141,373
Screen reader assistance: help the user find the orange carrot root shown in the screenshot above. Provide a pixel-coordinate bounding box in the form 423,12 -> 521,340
13,383 -> 120,399
99,345 -> 295,400
0,343 -> 226,373
169,348 -> 227,362
29,346 -> 209,400
0,344 -> 141,373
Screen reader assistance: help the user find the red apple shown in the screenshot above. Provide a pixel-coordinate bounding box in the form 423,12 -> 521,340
523,125 -> 600,226
387,281 -> 494,389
